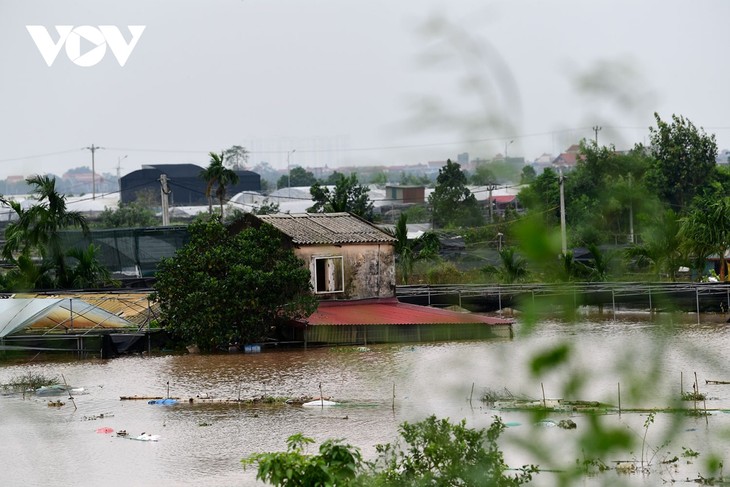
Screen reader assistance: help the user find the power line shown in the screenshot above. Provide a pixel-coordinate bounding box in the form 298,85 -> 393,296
6,123 -> 730,166
0,148 -> 82,163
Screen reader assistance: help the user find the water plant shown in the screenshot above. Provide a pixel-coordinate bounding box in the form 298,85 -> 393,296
2,370 -> 59,392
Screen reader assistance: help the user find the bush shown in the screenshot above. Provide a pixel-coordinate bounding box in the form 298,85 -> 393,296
242,416 -> 538,486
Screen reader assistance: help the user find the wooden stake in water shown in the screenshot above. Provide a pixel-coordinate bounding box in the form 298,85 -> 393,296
62,374 -> 77,411
469,382 -> 475,407
392,383 -> 395,411
541,383 -> 546,408
618,382 -> 621,416
681,371 -> 683,396
166,381 -> 170,399
319,382 -> 324,408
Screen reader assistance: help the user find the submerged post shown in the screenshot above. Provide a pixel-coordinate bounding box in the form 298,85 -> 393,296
617,382 -> 621,417
612,290 -> 616,320
696,288 -> 700,325
392,383 -> 395,411
541,383 -> 546,408
62,374 -> 77,410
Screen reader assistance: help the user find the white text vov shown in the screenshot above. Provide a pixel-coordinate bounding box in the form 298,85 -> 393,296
26,26 -> 146,67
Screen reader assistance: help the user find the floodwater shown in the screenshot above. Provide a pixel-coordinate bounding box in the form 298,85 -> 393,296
2,310 -> 730,487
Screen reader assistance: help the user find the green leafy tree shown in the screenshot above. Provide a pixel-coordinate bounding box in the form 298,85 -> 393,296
277,166 -> 318,189
200,151 -> 240,216
520,165 -> 536,184
470,164 -> 498,185
679,195 -> 730,280
369,415 -> 537,486
309,173 -> 374,221
517,167 -> 560,223
645,113 -> 718,211
325,171 -> 346,185
222,145 -> 249,169
369,170 -> 388,186
429,159 -> 483,228
401,205 -> 429,224
97,201 -> 157,228
399,172 -> 432,186
626,209 -> 686,281
243,416 -> 537,487
243,433 -> 363,487
152,218 -> 318,351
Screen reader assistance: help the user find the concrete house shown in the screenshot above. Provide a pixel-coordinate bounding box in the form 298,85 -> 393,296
255,212 -> 397,300
243,212 -> 513,346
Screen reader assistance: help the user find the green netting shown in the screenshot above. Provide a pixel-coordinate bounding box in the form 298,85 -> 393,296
61,226 -> 189,277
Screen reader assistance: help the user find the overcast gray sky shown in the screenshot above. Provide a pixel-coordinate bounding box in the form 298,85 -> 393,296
1,0 -> 728,180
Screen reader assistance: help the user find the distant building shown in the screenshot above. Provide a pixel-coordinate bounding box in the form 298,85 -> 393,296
384,185 -> 425,204
552,144 -> 583,169
457,152 -> 469,165
120,164 -> 261,206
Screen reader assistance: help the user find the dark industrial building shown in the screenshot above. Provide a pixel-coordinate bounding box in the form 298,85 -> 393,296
120,164 -> 261,206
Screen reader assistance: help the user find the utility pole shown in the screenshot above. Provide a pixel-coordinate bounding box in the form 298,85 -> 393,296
592,126 -> 602,146
628,173 -> 634,244
160,174 -> 171,226
84,144 -> 104,199
559,167 -> 567,255
486,183 -> 498,223
287,149 -> 296,199
117,155 -> 127,195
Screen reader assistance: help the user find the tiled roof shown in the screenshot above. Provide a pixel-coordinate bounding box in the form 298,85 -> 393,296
258,213 -> 396,245
304,298 -> 513,326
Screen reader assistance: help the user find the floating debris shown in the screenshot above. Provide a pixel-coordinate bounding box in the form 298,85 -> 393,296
121,396 -> 180,401
557,419 -> 577,430
96,427 -> 114,434
47,400 -> 65,407
302,398 -> 338,407
147,399 -> 178,405
37,385 -> 85,397
82,413 -> 114,421
117,432 -> 160,442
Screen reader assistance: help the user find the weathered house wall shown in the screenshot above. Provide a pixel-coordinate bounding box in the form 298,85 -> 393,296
294,243 -> 395,300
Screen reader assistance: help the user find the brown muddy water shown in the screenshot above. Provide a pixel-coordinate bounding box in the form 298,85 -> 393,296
2,311 -> 730,486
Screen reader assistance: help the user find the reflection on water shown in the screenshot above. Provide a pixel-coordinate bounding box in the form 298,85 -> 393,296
1,313 -> 730,486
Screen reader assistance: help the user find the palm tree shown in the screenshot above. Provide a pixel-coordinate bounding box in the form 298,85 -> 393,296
201,152 -> 239,216
384,213 -> 439,284
626,209 -> 686,281
2,176 -> 89,287
679,196 -> 730,280
66,244 -> 115,288
483,247 -> 528,284
496,247 -> 528,284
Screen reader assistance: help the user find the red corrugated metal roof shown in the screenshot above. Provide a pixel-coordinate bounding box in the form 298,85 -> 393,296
490,195 -> 516,204
305,298 -> 513,326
